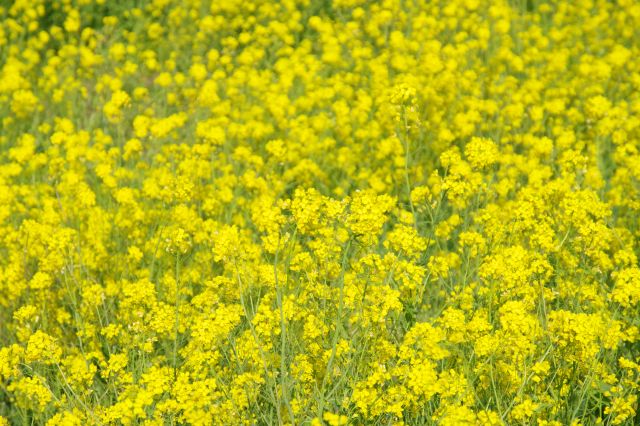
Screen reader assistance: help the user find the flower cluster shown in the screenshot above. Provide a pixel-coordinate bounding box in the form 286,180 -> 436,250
1,0 -> 639,425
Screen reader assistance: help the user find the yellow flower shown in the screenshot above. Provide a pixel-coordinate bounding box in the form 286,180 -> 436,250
11,89 -> 39,118
103,90 -> 131,123
464,137 -> 499,169
25,331 -> 61,365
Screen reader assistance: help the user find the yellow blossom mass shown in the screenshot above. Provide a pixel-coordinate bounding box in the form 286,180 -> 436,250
0,0 -> 639,425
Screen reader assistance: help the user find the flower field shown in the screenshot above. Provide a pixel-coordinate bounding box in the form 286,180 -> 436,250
1,0 -> 640,424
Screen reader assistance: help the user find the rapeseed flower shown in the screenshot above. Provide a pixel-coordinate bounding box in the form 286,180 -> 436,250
0,0 -> 639,424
